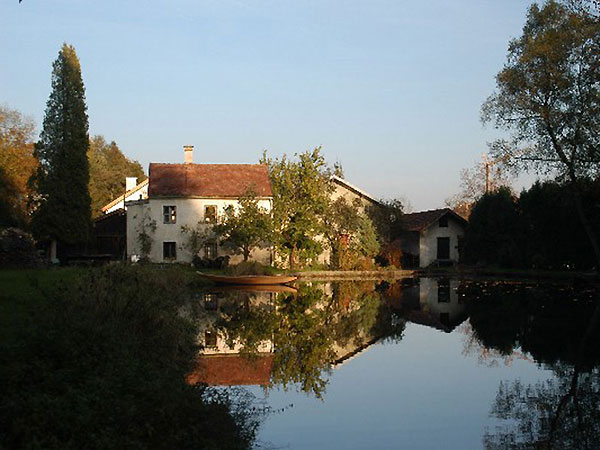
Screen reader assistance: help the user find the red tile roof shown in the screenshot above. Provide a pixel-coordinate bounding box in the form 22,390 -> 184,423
148,163 -> 272,198
401,208 -> 467,232
187,354 -> 274,386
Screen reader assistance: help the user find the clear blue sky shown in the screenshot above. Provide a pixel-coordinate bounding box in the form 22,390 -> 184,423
1,0 -> 534,210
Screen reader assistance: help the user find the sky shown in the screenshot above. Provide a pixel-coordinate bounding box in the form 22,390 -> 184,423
0,0 -> 537,211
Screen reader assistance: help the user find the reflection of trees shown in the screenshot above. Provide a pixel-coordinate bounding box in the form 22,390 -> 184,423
215,281 -> 405,398
465,282 -> 600,365
485,366 -> 600,450
466,281 -> 600,449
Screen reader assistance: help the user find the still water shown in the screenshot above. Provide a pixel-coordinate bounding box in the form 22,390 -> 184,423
187,278 -> 600,449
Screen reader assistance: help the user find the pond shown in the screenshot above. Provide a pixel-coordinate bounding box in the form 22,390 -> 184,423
187,277 -> 600,449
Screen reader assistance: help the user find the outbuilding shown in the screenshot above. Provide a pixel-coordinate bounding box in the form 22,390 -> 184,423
397,208 -> 467,268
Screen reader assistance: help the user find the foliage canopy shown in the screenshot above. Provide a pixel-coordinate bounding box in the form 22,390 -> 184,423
88,135 -> 145,217
482,0 -> 600,266
214,190 -> 273,262
261,148 -> 333,269
0,105 -> 37,227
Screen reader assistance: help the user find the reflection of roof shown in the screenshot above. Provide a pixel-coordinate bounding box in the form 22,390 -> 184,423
331,175 -> 380,205
149,164 -> 273,198
187,354 -> 273,386
101,179 -> 148,212
401,208 -> 467,232
407,310 -> 466,333
333,337 -> 380,367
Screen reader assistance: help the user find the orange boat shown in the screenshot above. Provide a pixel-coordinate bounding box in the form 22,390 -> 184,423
197,272 -> 297,286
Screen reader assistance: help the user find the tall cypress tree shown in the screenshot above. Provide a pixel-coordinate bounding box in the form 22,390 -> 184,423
31,43 -> 91,245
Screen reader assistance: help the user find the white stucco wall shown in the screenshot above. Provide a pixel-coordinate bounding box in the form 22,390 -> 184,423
418,217 -> 465,267
418,278 -> 465,324
127,197 -> 272,264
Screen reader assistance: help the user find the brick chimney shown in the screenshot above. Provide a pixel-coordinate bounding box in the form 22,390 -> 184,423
184,145 -> 194,164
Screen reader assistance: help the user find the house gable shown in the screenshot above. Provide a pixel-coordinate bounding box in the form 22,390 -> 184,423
331,175 -> 380,207
401,208 -> 467,233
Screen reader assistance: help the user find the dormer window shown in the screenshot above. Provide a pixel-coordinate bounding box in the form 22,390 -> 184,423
439,215 -> 448,227
163,205 -> 176,224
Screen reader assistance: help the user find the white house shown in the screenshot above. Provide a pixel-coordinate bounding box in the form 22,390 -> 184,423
398,208 -> 467,268
126,146 -> 273,264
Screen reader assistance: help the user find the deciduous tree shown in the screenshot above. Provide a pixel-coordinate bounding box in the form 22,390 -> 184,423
445,156 -> 512,219
482,0 -> 600,267
324,197 -> 379,269
0,105 -> 37,226
31,43 -> 92,245
261,148 -> 332,269
88,135 -> 145,217
214,190 -> 272,262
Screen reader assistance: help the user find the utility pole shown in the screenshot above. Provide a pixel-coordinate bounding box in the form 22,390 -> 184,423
483,153 -> 490,194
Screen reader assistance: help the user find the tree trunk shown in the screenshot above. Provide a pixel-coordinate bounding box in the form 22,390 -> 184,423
289,245 -> 296,270
243,248 -> 249,262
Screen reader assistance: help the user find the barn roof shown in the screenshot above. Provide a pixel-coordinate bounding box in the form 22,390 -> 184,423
401,208 -> 467,232
148,163 -> 273,198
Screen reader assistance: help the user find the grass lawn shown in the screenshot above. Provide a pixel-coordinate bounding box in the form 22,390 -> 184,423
0,267 -> 87,347
0,264 -> 256,449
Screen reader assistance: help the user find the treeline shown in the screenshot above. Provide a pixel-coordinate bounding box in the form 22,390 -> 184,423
463,181 -> 600,270
0,105 -> 144,229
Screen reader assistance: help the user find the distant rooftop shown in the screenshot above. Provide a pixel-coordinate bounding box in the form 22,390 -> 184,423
331,175 -> 380,205
401,208 -> 467,232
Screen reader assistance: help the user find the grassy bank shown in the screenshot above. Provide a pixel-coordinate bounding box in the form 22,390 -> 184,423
418,265 -> 600,283
0,264 -> 259,450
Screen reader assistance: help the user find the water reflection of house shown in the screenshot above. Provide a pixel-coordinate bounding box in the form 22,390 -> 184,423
385,277 -> 467,332
196,290 -> 274,355
187,289 -> 275,387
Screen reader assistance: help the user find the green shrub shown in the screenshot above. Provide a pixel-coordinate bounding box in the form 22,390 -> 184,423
225,261 -> 277,276
1,264 -> 260,449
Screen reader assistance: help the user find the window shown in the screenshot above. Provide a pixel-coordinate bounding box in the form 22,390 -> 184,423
437,237 -> 450,260
203,293 -> 218,311
163,205 -> 176,224
204,330 -> 217,348
163,242 -> 177,261
204,242 -> 217,259
439,215 -> 448,227
204,205 -> 217,224
440,313 -> 450,326
437,278 -> 450,303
